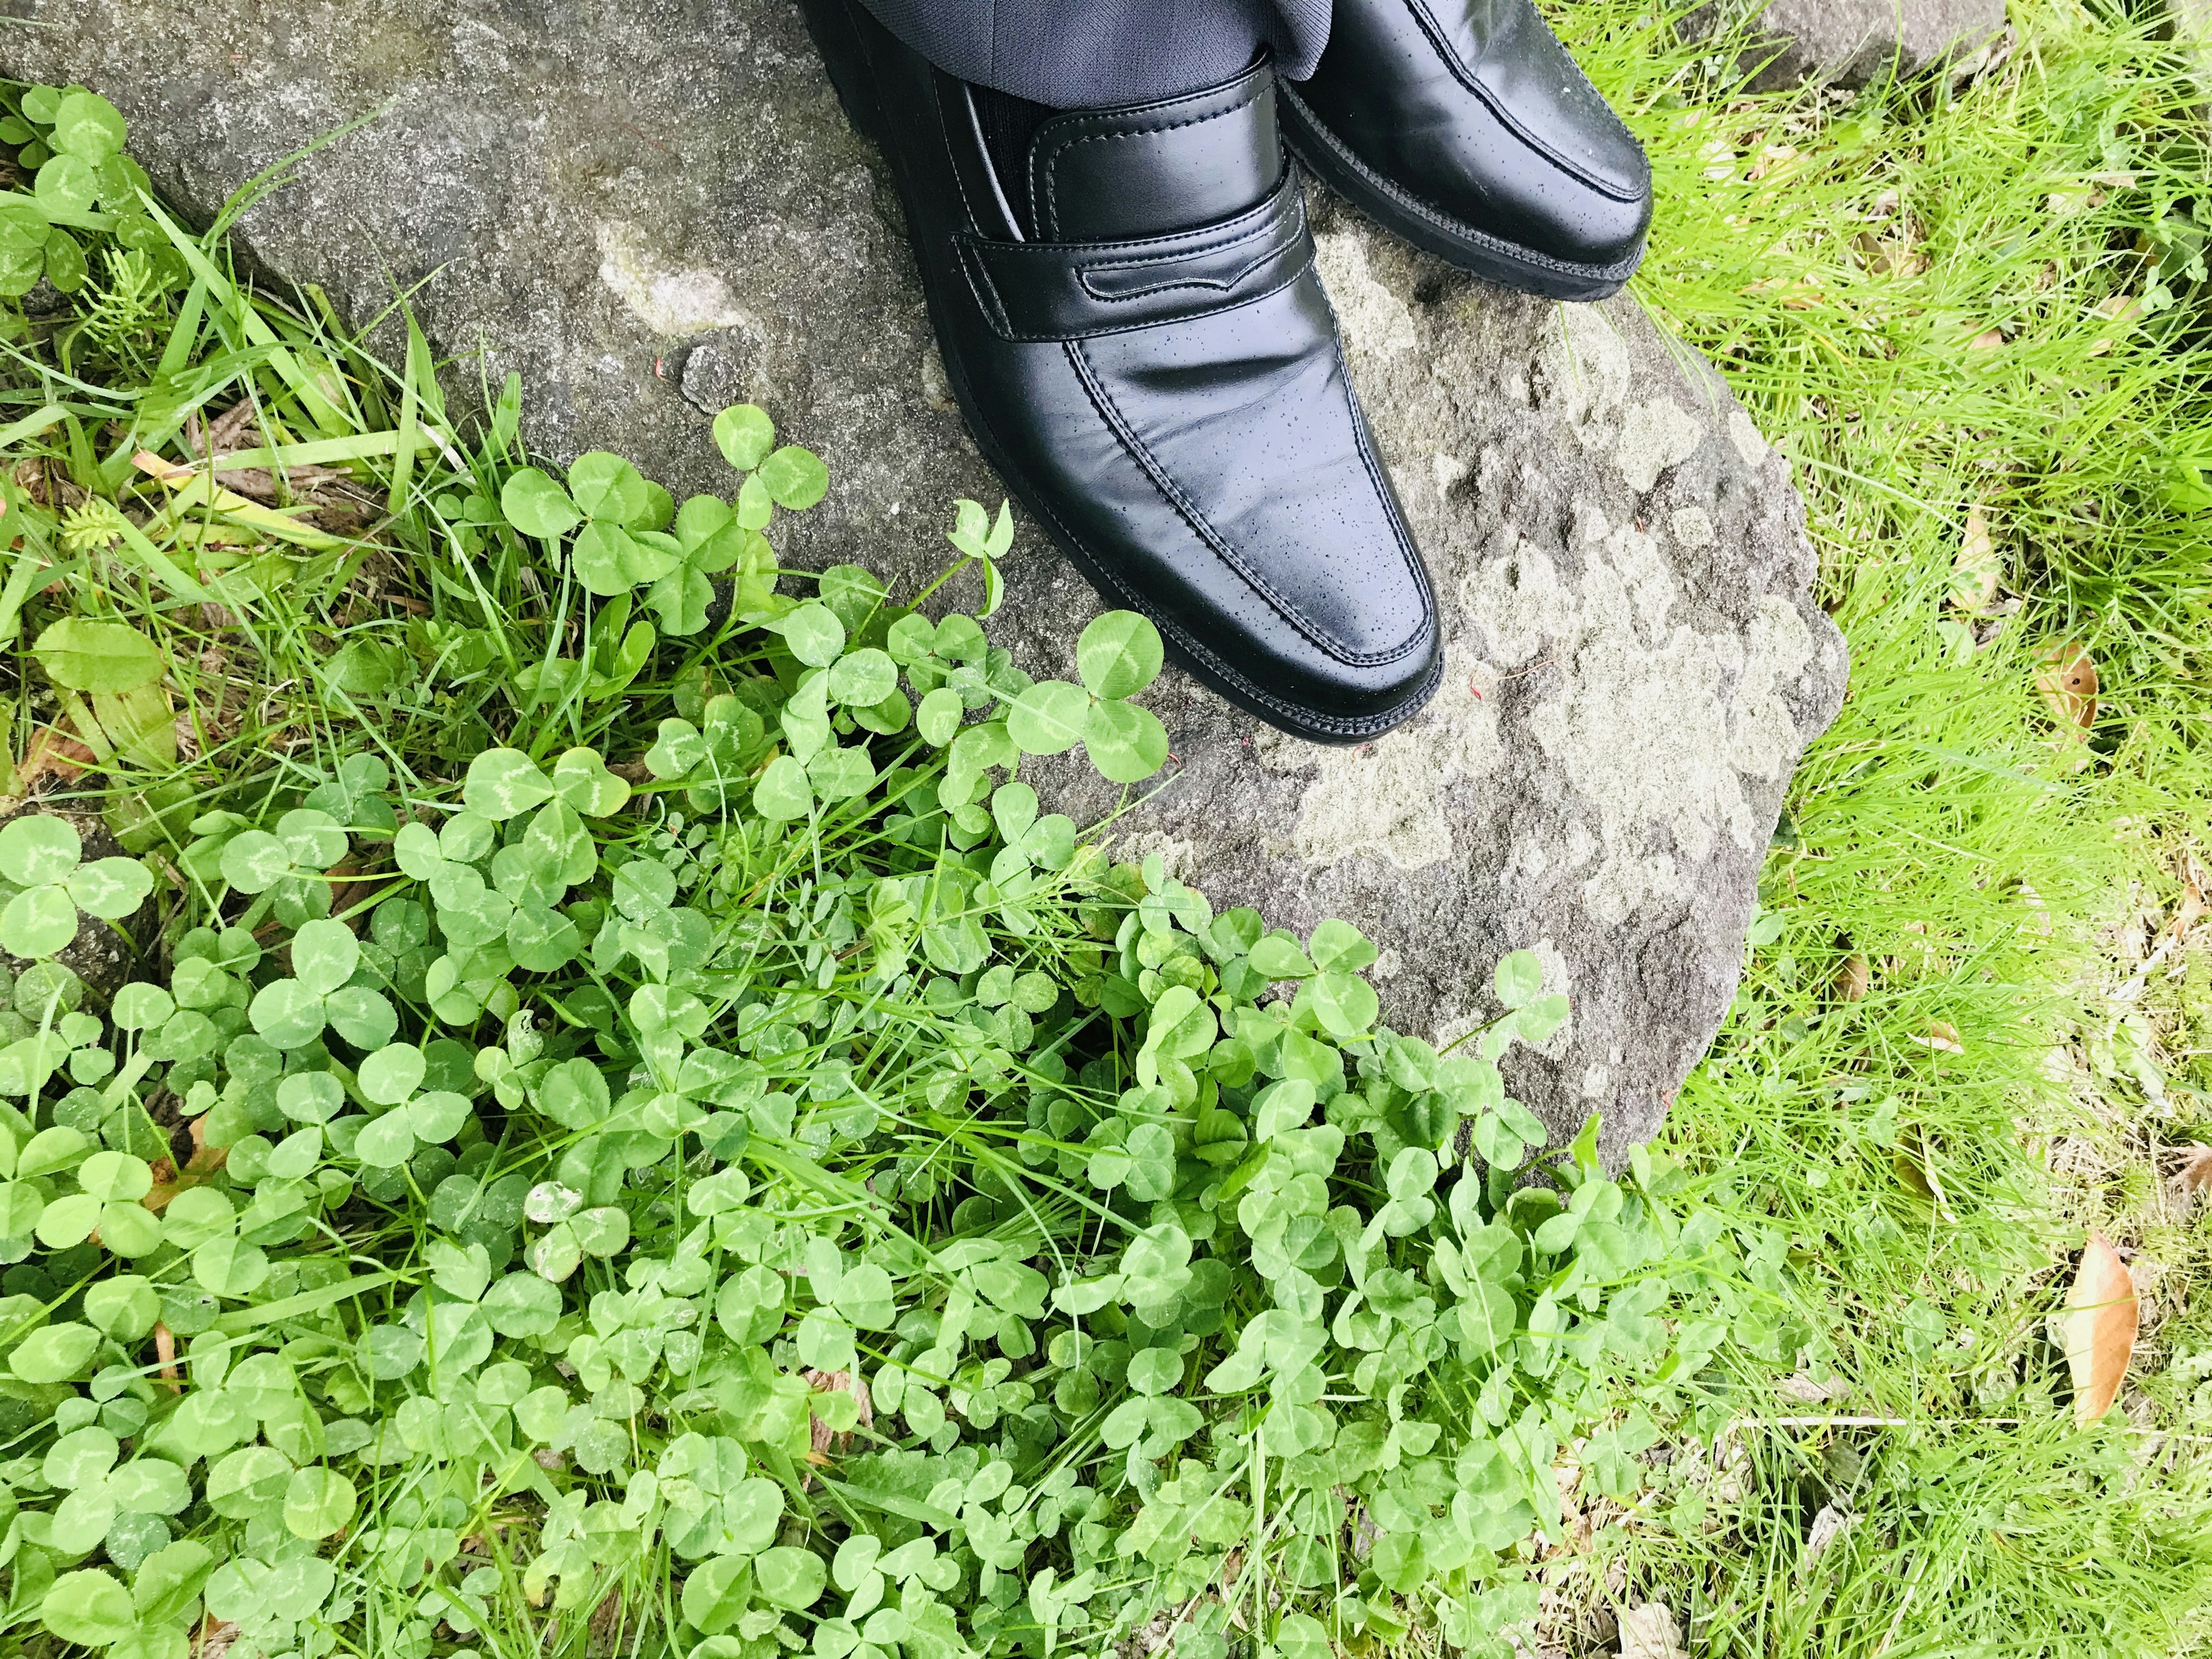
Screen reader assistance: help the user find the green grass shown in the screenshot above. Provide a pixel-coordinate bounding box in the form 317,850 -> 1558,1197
1542,1 -> 2212,1652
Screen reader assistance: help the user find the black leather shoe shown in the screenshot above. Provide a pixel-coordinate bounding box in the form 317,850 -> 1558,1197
1280,0 -> 1652,300
798,0 -> 1441,743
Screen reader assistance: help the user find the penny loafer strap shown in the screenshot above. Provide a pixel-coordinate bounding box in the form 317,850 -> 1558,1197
955,173 -> 1313,343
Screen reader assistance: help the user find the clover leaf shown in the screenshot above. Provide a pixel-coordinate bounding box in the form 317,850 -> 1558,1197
247,921 -> 395,1052
945,498 -> 1015,616
0,815 -> 151,960
1006,610 -> 1170,782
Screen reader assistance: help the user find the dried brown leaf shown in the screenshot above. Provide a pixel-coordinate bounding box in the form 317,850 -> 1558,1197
1949,506 -> 2001,612
2060,1232 -> 2137,1426
2037,641 -> 2099,734
1834,953 -> 1870,1002
1911,1020 -> 1964,1054
2171,1143 -> 2212,1211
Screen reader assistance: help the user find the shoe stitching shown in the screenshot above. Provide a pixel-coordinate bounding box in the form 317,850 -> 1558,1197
1033,248 -> 1312,340
1031,75 -> 1269,238
954,183 -> 1317,343
1065,336 -> 1431,669
930,74 -> 1005,249
1078,192 -> 1305,300
1279,81 -> 1644,286
1399,0 -> 1648,203
955,239 -> 1019,339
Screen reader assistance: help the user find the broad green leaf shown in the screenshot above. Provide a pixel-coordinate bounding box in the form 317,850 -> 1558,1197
683,1554 -> 752,1634
359,1042 -> 425,1105
324,984 -> 397,1049
352,1110 -> 416,1169
509,902 -> 580,973
278,1071 -> 344,1124
1007,680 -> 1089,755
537,1058 -> 611,1131
66,857 -> 152,919
0,813 -> 81,885
50,92 -> 129,162
276,808 -> 347,869
77,1151 -> 150,1203
1295,970 -> 1378,1039
41,1569 -> 136,1647
753,756 -> 813,822
1308,918 -> 1377,974
500,468 -> 583,539
464,748 -> 558,820
282,1467 -> 355,1540
44,1426 -> 119,1491
916,686 -> 964,747
779,603 -> 846,668
571,520 -> 647,594
1,885 -> 76,957
1076,611 -> 1164,700
206,1444 -> 291,1518
1123,1123 -> 1177,1202
1126,1346 -> 1181,1396
1495,949 -> 1544,1009
406,1090 -> 470,1144
724,1478 -> 784,1554
289,919 -> 359,997
482,1272 -> 562,1337
83,1278 -> 158,1340
1277,1612 -> 1331,1659
646,718 -> 707,778
158,1187 -> 233,1249
192,1236 -> 270,1298
1083,697 -> 1169,783
551,747 -> 630,816
827,648 -> 896,708
133,1540 -> 215,1624
220,831 -> 293,893
713,404 -> 776,472
570,1206 -> 630,1256
808,743 -> 876,803
753,1545 -> 828,1610
567,452 -> 653,524
32,618 -> 162,693
757,445 -> 829,510
833,1263 -> 895,1329
1248,935 -> 1315,980
35,155 -> 99,218
10,1320 -> 98,1382
34,1191 -> 100,1247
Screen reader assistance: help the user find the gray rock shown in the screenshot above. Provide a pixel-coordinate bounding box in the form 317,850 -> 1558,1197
5,0 -> 1847,1164
1712,0 -> 2010,91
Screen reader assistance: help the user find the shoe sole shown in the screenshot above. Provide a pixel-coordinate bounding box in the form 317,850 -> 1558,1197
1277,81 -> 1643,304
802,0 -> 1445,747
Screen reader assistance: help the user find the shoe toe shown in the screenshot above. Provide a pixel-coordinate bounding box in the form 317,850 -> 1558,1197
1056,281 -> 1441,739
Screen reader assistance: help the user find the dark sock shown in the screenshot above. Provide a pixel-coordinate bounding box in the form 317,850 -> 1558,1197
968,83 -> 1054,236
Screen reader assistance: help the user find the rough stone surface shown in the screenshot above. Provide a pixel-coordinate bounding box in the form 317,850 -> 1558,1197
6,0 -> 1848,1165
1714,0 -> 2010,91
